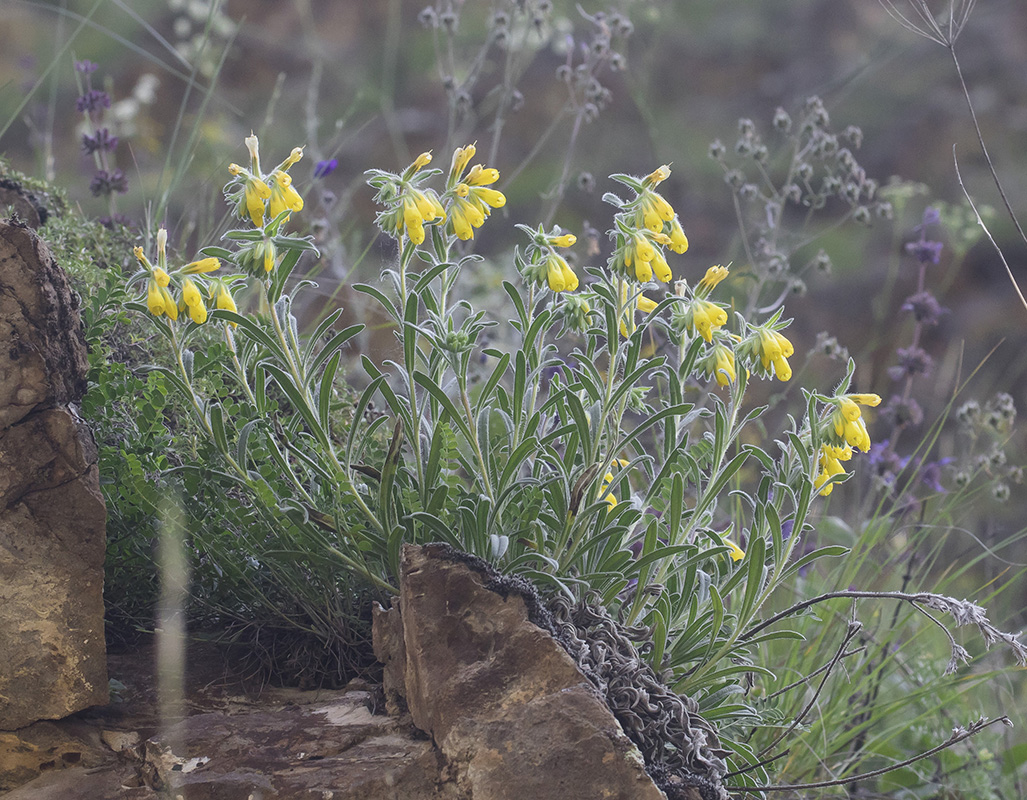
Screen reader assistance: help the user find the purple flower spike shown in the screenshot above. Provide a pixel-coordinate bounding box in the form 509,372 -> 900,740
81,128 -> 119,155
905,238 -> 944,265
314,158 -> 338,178
90,168 -> 128,197
915,206 -> 941,231
76,88 -> 111,114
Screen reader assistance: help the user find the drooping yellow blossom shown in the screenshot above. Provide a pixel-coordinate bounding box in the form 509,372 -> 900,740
182,278 -> 201,307
756,328 -> 794,381
637,189 -> 676,233
545,252 -> 579,293
229,162 -> 272,227
146,279 -> 165,316
668,217 -> 689,254
814,444 -> 853,496
182,257 -> 221,275
153,267 -> 171,287
686,299 -> 729,343
829,393 -> 881,453
180,278 -> 207,324
697,265 -> 729,297
214,283 -> 238,327
159,286 -> 178,321
450,194 -> 486,241
268,171 -> 304,221
702,340 -> 737,387
259,239 -> 277,273
723,536 -> 746,562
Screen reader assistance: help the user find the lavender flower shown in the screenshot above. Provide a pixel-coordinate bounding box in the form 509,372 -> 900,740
314,158 -> 338,178
76,88 -> 111,115
89,169 -> 128,197
905,206 -> 944,264
81,128 -> 119,155
888,346 -> 932,381
901,290 -> 946,325
905,238 -> 943,264
74,59 -> 98,74
882,395 -> 924,427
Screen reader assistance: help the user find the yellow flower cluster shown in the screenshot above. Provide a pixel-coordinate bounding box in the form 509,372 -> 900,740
756,328 -> 794,381
135,227 -> 232,326
814,444 -> 853,496
449,147 -> 506,241
830,394 -> 880,451
636,166 -> 689,254
814,393 -> 881,495
228,135 -> 304,229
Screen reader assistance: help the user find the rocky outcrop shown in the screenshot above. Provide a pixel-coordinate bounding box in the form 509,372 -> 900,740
0,219 -> 107,730
374,543 -> 670,800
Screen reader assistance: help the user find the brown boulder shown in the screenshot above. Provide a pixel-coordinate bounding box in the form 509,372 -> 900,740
0,220 -> 107,730
377,543 -> 668,800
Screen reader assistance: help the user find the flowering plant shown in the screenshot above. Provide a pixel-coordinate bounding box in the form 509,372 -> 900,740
121,132 -> 1025,796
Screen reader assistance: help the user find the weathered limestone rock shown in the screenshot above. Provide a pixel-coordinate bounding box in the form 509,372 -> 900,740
0,220 -> 107,730
375,543 -> 668,800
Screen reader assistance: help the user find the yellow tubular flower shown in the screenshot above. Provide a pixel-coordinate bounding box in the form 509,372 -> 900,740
691,300 -> 728,343
269,171 -> 304,221
643,165 -> 671,187
182,257 -> 220,275
697,265 -> 729,296
412,151 -> 432,170
450,195 -> 486,240
758,329 -> 794,381
829,394 -> 881,452
159,286 -> 178,321
634,232 -> 655,264
261,240 -> 277,273
545,253 -> 579,293
133,245 -> 148,267
650,249 -> 672,283
465,164 -> 500,186
146,279 -> 165,317
814,444 -> 851,496
403,197 -> 426,244
450,144 -> 476,182
669,217 -> 689,254
282,146 -> 304,169
216,284 -> 238,327
153,267 -> 171,287
723,537 -> 745,562
550,233 -> 576,248
156,227 -> 168,262
182,278 -> 202,309
188,298 -> 208,325
705,341 -> 736,387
